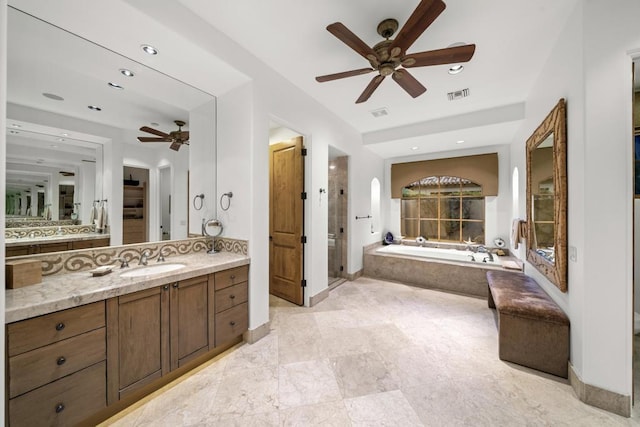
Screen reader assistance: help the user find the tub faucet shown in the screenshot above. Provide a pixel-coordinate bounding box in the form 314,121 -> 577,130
477,246 -> 494,262
139,249 -> 151,266
468,254 -> 476,262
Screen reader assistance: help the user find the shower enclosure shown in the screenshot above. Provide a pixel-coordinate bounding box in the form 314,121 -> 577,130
328,155 -> 348,286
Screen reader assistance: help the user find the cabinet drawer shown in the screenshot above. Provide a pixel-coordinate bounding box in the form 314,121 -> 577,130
39,242 -> 71,253
9,328 -> 106,398
7,301 -> 105,357
9,361 -> 106,427
215,302 -> 248,346
214,265 -> 249,290
215,282 -> 248,313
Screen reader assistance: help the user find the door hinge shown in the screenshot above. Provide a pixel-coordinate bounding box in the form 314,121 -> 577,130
340,189 -> 344,195
301,192 -> 307,200
301,148 -> 308,156
301,235 -> 307,244
340,227 -> 344,233
301,279 -> 307,288
340,265 -> 344,272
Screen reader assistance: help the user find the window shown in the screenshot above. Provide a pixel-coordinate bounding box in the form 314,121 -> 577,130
401,176 -> 485,243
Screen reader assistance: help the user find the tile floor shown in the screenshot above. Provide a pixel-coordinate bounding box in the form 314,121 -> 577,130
105,277 -> 639,426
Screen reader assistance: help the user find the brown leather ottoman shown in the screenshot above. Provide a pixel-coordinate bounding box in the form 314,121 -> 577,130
487,270 -> 569,378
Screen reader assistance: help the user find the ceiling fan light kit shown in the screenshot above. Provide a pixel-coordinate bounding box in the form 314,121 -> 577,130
137,119 -> 190,151
316,0 -> 476,103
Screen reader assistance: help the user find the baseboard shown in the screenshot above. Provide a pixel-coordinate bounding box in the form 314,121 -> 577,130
346,269 -> 363,281
310,287 -> 329,306
243,321 -> 271,344
569,362 -> 631,417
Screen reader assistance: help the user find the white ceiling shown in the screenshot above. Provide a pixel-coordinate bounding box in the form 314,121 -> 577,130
178,0 -> 579,157
6,0 -> 582,160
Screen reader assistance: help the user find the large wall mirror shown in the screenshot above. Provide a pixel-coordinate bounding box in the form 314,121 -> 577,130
5,6 -> 217,251
526,98 -> 568,292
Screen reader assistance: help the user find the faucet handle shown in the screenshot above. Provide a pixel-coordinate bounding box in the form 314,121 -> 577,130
157,248 -> 166,262
116,256 -> 129,269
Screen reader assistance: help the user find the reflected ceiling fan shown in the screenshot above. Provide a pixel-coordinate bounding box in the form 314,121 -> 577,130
316,0 -> 476,103
137,120 -> 190,151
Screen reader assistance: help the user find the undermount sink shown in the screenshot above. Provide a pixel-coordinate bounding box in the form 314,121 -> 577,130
120,263 -> 186,278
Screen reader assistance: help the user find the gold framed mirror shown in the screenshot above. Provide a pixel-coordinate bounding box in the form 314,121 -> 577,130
526,98 -> 568,292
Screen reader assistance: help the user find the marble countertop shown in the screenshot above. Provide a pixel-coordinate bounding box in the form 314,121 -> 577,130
5,251 -> 250,324
6,233 -> 111,247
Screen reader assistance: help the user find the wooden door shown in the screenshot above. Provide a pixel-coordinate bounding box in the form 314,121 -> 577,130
170,275 -> 212,369
106,285 -> 170,403
269,136 -> 305,305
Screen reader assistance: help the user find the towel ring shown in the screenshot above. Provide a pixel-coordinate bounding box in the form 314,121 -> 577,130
193,194 -> 204,211
220,192 -> 233,211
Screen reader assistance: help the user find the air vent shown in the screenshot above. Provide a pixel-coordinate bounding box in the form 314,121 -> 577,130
447,88 -> 470,101
370,107 -> 389,118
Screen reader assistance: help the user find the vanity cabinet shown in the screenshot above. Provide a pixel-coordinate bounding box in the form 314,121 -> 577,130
106,274 -> 217,403
214,266 -> 249,346
6,301 -> 107,427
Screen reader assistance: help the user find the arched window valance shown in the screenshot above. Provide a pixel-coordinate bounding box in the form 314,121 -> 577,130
391,153 -> 499,198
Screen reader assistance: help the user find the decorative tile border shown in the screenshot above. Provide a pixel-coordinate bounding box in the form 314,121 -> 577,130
9,236 -> 248,276
6,219 -> 74,228
6,225 -> 97,239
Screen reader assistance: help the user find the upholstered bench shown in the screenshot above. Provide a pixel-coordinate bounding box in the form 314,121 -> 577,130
486,270 -> 570,378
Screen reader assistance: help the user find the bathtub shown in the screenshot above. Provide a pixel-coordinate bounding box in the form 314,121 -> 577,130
376,245 -> 503,267
364,244 -> 510,298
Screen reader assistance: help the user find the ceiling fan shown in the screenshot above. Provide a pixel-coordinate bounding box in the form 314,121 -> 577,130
316,0 -> 476,103
137,120 -> 190,151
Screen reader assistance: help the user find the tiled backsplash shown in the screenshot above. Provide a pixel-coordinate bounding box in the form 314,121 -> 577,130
9,236 -> 248,276
5,225 -> 97,239
6,219 -> 74,228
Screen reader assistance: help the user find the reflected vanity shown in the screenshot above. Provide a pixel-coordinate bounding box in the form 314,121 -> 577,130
526,98 -> 568,292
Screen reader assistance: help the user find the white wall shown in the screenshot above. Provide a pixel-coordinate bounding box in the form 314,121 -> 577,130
188,99 -> 217,236
510,0 -> 640,399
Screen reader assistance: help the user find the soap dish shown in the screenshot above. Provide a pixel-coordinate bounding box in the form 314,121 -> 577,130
90,266 -> 113,277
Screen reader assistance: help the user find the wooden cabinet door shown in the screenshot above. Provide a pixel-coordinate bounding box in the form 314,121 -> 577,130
107,285 -> 169,403
170,275 -> 214,369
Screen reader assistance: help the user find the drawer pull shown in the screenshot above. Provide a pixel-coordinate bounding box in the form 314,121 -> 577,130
55,322 -> 65,331
55,403 -> 65,414
57,356 -> 67,366
230,274 -> 236,280
163,284 -> 169,290
173,283 -> 178,288
230,321 -> 236,326
230,294 -> 236,299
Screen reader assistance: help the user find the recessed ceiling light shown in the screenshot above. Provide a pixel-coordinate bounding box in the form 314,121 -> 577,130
411,146 -> 419,150
150,122 -> 160,127
120,68 -> 134,77
448,65 -> 464,75
36,159 -> 44,164
108,82 -> 124,89
56,138 -> 65,142
141,44 -> 158,55
370,107 -> 389,118
50,144 -> 59,148
61,133 -> 69,137
11,124 -> 21,128
88,105 -> 102,111
456,140 -> 465,144
43,92 -> 64,101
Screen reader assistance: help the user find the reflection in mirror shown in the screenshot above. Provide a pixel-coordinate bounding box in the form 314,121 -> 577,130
6,7 -> 216,252
530,135 -> 555,262
526,98 -> 567,292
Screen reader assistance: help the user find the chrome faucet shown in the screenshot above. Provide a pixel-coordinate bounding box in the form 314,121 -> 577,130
156,245 -> 170,262
477,245 -> 494,262
139,249 -> 151,266
114,255 -> 129,269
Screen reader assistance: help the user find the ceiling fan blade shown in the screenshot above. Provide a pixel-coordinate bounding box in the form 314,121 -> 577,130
327,22 -> 379,61
391,0 -> 446,54
139,126 -> 169,138
138,137 -> 172,142
403,44 -> 476,68
356,75 -> 385,104
316,68 -> 375,82
169,141 -> 182,151
392,69 -> 426,98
